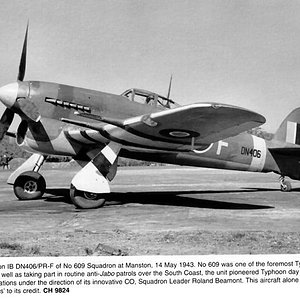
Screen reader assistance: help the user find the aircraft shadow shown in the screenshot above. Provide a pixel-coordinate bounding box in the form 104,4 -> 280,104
43,188 -> 71,205
287,187 -> 300,192
44,188 -> 274,210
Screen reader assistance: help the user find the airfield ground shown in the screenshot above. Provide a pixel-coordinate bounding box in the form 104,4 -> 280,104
0,165 -> 299,256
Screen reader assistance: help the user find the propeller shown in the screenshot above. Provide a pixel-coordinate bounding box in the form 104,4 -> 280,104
0,22 -> 39,141
0,23 -> 28,141
0,108 -> 14,140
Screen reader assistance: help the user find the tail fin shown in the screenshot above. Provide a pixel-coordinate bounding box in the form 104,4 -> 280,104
274,108 -> 300,144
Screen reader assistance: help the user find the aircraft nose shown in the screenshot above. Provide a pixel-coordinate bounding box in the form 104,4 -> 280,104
0,82 -> 18,109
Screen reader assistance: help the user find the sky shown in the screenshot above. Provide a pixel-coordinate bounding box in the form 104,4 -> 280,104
1,0 -> 300,132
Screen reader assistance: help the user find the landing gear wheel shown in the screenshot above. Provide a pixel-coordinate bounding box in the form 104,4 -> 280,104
69,184 -> 106,209
13,171 -> 46,200
280,180 -> 292,192
279,176 -> 292,192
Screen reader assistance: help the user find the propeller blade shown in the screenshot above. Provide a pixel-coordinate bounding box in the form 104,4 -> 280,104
17,98 -> 40,122
17,22 -> 29,82
0,108 -> 14,141
167,75 -> 172,99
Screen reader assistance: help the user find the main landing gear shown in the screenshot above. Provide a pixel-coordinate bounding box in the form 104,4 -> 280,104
7,142 -> 120,209
7,143 -> 121,209
279,175 -> 292,192
69,142 -> 120,209
7,154 -> 47,200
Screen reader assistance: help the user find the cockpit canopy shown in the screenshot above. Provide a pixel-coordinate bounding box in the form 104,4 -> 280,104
121,88 -> 180,109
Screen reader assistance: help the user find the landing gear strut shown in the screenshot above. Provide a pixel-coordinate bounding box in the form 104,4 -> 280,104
279,175 -> 292,192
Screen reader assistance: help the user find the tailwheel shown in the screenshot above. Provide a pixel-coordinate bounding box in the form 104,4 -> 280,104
69,184 -> 106,209
279,176 -> 292,192
13,171 -> 46,200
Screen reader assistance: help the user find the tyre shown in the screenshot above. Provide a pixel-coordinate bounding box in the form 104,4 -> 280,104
13,171 -> 46,200
69,184 -> 106,209
280,180 -> 292,192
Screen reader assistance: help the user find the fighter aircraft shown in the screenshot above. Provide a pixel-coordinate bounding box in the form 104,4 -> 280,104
0,25 -> 299,209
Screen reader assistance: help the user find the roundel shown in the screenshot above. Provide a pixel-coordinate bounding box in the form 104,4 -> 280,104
159,129 -> 200,139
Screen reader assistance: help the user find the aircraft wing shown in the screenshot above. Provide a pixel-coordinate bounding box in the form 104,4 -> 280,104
63,103 -> 265,150
121,103 -> 265,145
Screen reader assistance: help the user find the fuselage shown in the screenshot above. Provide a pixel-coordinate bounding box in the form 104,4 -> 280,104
8,80 -> 291,178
